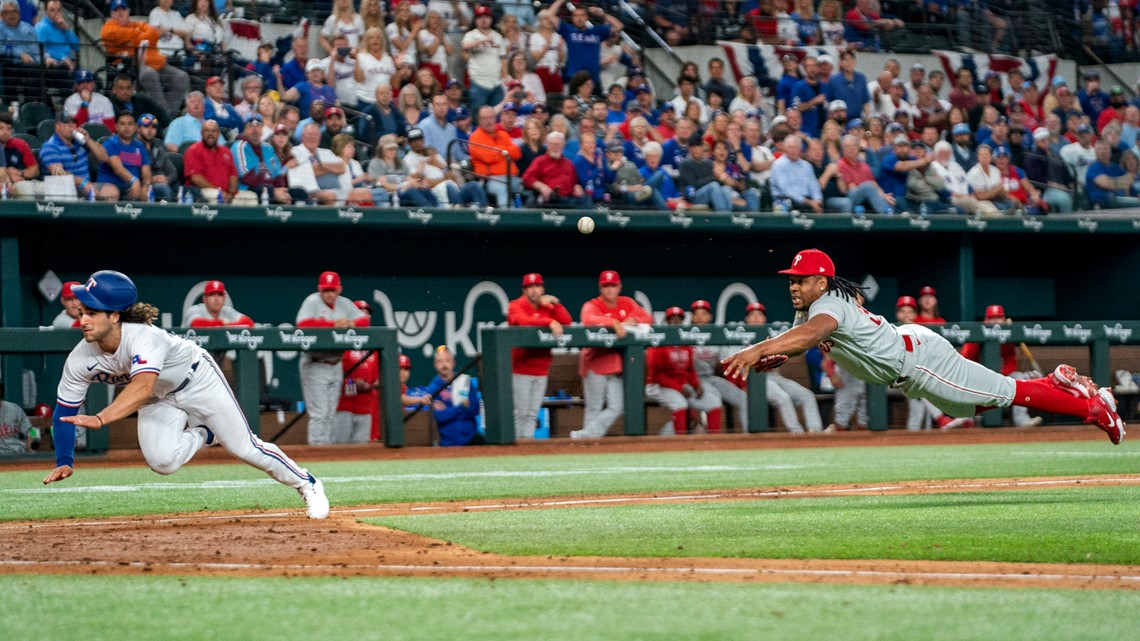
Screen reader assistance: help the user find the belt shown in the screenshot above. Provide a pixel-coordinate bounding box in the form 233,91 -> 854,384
894,335 -> 922,386
172,360 -> 200,394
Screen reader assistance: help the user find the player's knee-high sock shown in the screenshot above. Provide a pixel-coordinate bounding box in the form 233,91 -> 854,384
705,408 -> 722,433
1013,379 -> 1091,419
673,410 -> 689,435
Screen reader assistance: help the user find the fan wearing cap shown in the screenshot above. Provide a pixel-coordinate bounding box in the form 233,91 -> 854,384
949,123 -> 975,168
1023,126 -> 1074,213
100,0 -> 190,114
507,273 -> 573,439
1059,121 -> 1098,185
403,125 -> 488,207
295,271 -> 368,445
460,5 -> 507,110
721,249 -> 1126,443
232,114 -> 292,204
397,353 -> 432,414
280,59 -> 338,119
960,305 -> 1043,429
776,54 -> 803,114
993,144 -> 1044,214
52,281 -> 83,329
46,270 -> 331,518
202,75 -> 244,135
573,270 -> 653,439
335,301 -> 381,444
1077,70 -> 1110,124
38,111 -> 116,201
875,132 -> 932,212
644,307 -> 724,436
63,69 -> 115,128
1095,85 -> 1129,134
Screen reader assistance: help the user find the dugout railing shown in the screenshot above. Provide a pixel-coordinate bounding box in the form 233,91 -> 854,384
0,326 -> 405,451
479,320 -> 1140,444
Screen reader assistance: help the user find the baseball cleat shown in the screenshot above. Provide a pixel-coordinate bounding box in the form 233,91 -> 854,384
1048,364 -> 1098,399
299,477 -> 330,519
1088,388 -> 1126,445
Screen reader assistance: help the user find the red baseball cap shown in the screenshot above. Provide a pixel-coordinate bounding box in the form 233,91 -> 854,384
598,270 -> 621,286
778,249 -> 835,277
919,286 -> 937,297
690,299 -> 711,312
474,4 -> 492,17
354,300 -> 372,314
318,271 -> 341,290
61,281 -> 81,300
204,280 -> 226,295
665,306 -> 685,318
206,76 -> 223,87
522,272 -> 544,287
896,295 -> 917,309
325,106 -> 345,118
745,302 -> 766,313
398,354 -> 412,369
984,304 -> 1005,319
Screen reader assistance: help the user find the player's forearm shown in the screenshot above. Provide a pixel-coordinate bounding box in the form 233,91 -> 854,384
97,377 -> 156,424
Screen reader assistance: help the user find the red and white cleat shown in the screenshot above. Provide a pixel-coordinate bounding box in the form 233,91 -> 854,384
1088,388 -> 1126,445
1049,364 -> 1098,399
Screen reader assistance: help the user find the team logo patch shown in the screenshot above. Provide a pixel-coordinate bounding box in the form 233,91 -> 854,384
131,355 -> 148,365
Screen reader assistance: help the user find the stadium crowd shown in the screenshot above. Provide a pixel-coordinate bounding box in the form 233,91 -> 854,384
1,0 -> 1139,212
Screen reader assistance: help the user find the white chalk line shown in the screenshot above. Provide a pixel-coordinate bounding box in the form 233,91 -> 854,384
2,559 -> 1137,585
2,476 -> 1138,530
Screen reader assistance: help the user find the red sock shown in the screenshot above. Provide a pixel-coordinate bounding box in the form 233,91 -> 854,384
706,408 -> 722,433
1014,379 -> 1091,420
673,410 -> 689,435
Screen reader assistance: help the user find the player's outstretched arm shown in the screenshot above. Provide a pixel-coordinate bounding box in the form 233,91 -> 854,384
62,372 -> 158,429
722,315 -> 838,380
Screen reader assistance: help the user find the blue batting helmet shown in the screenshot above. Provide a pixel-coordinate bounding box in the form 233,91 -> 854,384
73,270 -> 138,312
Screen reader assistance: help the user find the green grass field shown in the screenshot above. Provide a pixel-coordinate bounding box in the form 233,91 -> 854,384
2,438 -> 1139,640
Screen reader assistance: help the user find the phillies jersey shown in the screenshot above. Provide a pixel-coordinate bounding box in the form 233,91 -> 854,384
579,296 -> 653,376
296,294 -> 366,326
57,323 -> 202,406
181,304 -> 254,327
646,345 -> 700,392
507,296 -> 572,376
52,310 -> 80,328
799,292 -> 907,386
337,349 -> 379,414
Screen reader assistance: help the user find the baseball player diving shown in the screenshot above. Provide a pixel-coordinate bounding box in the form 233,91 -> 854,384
41,271 -> 330,518
721,250 -> 1125,444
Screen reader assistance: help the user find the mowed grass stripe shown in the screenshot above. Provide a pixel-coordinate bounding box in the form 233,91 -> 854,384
367,486 -> 1140,565
3,574 -> 1139,641
1,440 -> 1136,521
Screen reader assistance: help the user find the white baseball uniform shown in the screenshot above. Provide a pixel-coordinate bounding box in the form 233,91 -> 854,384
56,323 -> 314,488
801,292 -> 1016,418
693,342 -> 821,432
181,303 -> 251,326
295,293 -> 366,445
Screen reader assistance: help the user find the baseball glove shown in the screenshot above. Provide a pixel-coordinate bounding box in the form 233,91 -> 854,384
752,354 -> 789,373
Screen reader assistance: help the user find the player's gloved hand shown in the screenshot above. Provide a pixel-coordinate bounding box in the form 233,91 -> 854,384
751,354 -> 789,373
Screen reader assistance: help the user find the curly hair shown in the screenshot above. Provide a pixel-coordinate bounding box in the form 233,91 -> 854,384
825,276 -> 865,303
120,302 -> 159,325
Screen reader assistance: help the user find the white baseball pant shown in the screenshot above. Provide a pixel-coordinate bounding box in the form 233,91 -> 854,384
335,411 -> 372,443
512,374 -> 548,439
644,384 -> 723,434
768,372 -> 823,433
581,370 -> 623,437
895,324 -> 1016,418
702,376 -> 749,430
300,357 -> 342,445
138,355 -> 311,489
832,366 -> 867,428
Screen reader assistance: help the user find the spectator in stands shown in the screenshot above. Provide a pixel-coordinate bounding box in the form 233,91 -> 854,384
64,70 -> 115,128
280,37 -> 310,91
183,119 -> 238,203
517,118 -> 545,174
426,346 -> 483,447
164,91 -> 206,152
702,58 -> 736,106
461,5 -> 506,111
770,135 -> 823,213
416,11 -> 452,87
826,51 -> 870,122
203,76 -> 243,136
232,114 -> 291,204
0,0 -> 38,104
96,111 -> 152,202
844,0 -> 902,49
993,145 -> 1043,214
791,57 -> 828,139
712,139 -> 760,210
287,122 -> 342,205
948,68 -> 976,111
40,112 -> 118,201
403,126 -> 486,207
109,74 -> 169,128
468,104 -> 521,206
1061,123 -> 1098,188
360,83 -> 406,146
929,139 -> 993,215
878,134 -> 933,212
396,83 -> 426,126
330,132 -> 373,205
387,1 -> 419,67
318,106 -> 350,148
418,93 -> 456,159
912,84 -> 949,133
1078,70 -> 1110,125
101,0 -> 190,115
603,138 -> 658,208
34,0 -> 79,95
572,127 -> 605,203
149,0 -> 188,61
1024,126 -> 1074,213
322,34 -> 359,108
965,143 -> 1011,212
1086,139 -> 1140,208
837,134 -> 895,213
283,60 -> 339,119
321,0 -> 365,53
551,0 -> 622,90
530,10 -> 566,95
639,141 -> 680,206
677,134 -> 736,212
367,134 -> 409,205
805,138 -> 849,212
232,76 -> 263,122
135,113 -> 176,202
950,122 -> 975,168
0,113 -> 39,199
1121,106 -> 1140,149
522,131 -> 590,208
354,27 -> 395,108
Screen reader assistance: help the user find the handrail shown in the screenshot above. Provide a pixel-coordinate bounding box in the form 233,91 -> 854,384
445,136 -> 520,207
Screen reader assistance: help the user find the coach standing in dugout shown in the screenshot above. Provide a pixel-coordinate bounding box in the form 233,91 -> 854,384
573,270 -> 652,440
295,271 -> 368,445
507,273 -> 572,440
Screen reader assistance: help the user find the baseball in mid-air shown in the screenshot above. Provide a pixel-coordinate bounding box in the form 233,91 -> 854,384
577,216 -> 595,234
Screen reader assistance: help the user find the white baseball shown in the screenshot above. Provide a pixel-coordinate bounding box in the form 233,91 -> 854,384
577,216 -> 595,234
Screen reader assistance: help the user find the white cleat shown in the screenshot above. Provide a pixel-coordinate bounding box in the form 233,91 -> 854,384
299,478 -> 330,519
